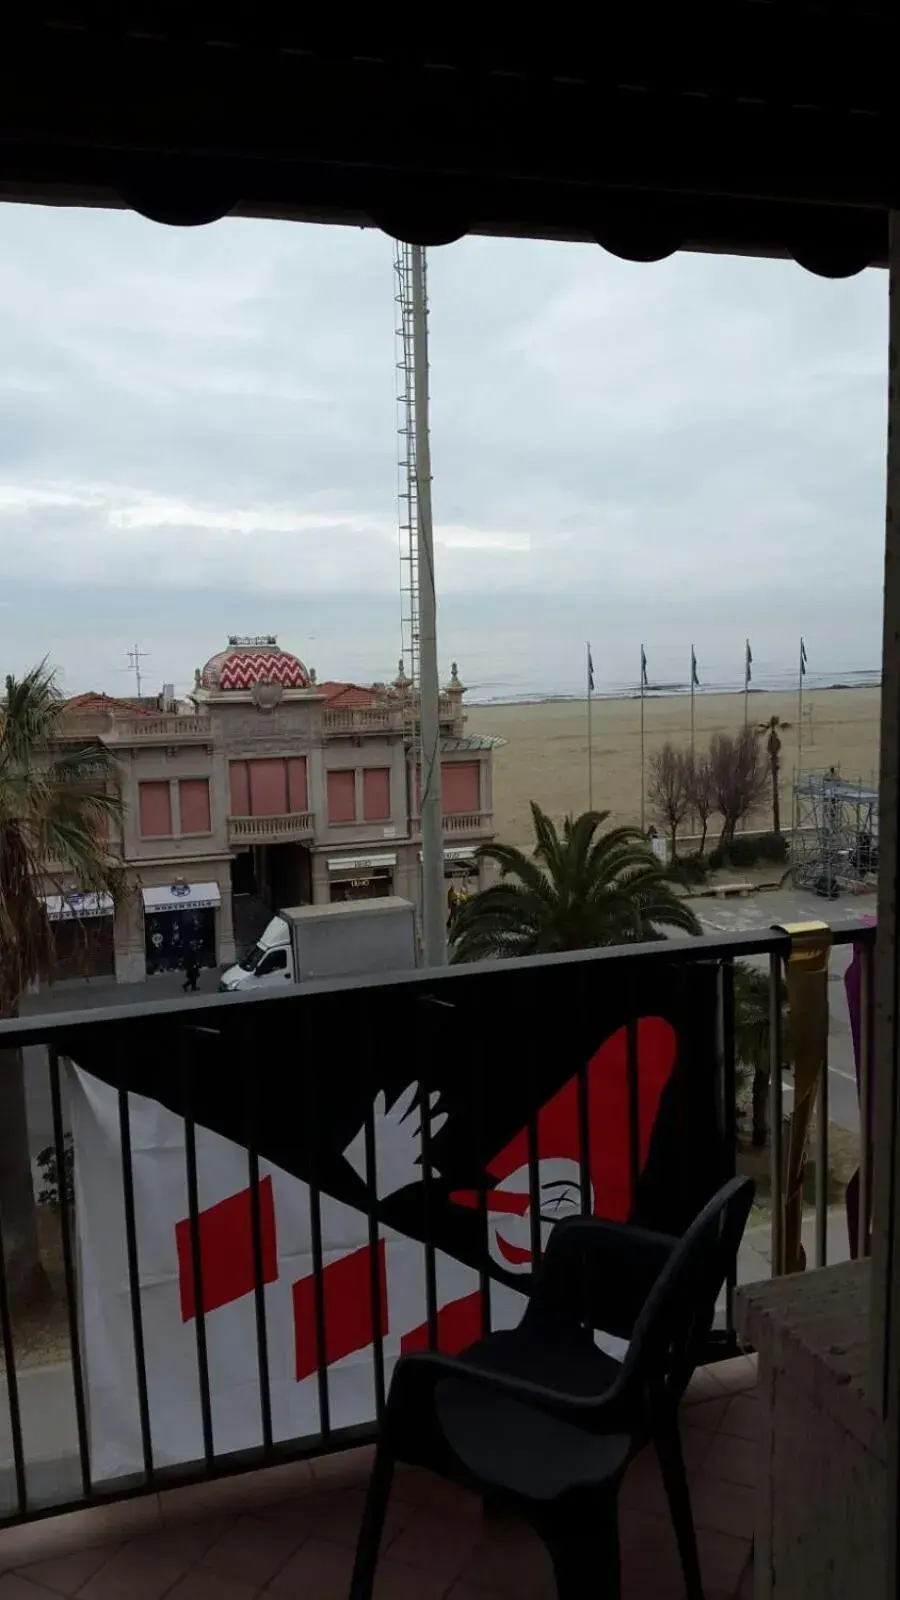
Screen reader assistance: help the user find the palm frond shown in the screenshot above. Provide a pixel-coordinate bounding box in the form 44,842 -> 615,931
452,803 -> 701,961
1,666 -> 130,1014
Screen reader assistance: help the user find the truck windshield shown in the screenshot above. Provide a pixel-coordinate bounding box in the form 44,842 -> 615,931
238,944 -> 266,973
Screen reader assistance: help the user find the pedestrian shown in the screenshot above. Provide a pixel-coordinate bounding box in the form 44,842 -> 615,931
182,949 -> 200,993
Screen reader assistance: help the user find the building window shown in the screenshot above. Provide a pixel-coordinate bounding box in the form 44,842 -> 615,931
138,781 -> 173,838
287,757 -> 309,813
228,757 -> 308,816
362,767 -> 391,822
442,761 -> 480,815
327,769 -> 356,824
179,778 -> 211,834
249,758 -> 289,817
229,762 -> 250,815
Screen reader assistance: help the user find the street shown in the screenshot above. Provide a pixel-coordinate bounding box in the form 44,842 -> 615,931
19,969 -> 221,1171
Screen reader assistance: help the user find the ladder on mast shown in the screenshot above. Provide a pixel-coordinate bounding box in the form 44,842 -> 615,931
395,240 -> 421,741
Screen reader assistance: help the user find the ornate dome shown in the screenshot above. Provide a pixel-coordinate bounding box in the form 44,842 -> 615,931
199,635 -> 310,692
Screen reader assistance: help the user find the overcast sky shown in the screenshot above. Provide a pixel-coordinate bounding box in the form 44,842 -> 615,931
0,204 -> 887,701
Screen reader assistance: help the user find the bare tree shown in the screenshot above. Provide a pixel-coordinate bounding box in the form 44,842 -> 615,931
647,743 -> 691,859
708,728 -> 768,849
685,751 -> 715,854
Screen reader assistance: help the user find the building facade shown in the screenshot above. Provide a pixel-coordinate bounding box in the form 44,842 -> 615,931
48,637 -> 500,983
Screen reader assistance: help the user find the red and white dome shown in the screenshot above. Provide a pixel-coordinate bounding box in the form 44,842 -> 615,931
200,636 -> 310,692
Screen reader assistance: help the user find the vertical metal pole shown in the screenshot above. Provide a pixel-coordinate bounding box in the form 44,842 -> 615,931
690,660 -> 695,760
411,243 -> 446,967
872,212 -> 900,1600
587,643 -> 593,810
640,647 -> 646,832
798,642 -> 804,780
769,949 -> 785,1277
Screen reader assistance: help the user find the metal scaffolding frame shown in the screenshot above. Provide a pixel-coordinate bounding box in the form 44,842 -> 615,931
792,768 -> 879,898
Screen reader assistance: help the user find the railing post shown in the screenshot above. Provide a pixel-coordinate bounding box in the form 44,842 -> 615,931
769,948 -> 785,1277
771,922 -> 832,1276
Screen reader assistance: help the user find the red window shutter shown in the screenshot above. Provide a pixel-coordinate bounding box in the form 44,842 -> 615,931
179,779 -> 211,834
138,781 -> 172,837
327,769 -> 356,823
362,768 -> 391,822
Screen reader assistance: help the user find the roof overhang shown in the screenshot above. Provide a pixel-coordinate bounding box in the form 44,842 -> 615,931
0,12 -> 891,274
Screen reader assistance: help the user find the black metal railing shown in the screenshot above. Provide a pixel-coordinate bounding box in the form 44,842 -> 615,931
0,920 -> 875,1526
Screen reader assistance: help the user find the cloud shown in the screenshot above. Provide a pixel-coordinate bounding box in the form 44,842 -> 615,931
0,204 -> 887,698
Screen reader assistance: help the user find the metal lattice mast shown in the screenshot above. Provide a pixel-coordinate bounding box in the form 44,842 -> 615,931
394,240 -> 445,965
395,242 -> 420,712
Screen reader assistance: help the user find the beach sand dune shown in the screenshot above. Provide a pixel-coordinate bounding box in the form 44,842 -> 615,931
467,688 -> 881,850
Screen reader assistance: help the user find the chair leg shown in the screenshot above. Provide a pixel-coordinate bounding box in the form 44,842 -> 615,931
348,1445 -> 394,1600
655,1425 -> 704,1600
538,1496 -> 620,1600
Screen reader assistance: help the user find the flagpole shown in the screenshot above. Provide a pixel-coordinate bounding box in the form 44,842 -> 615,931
798,637 -> 805,779
744,638 -> 751,729
587,641 -> 593,810
640,644 -> 646,831
690,644 -> 696,759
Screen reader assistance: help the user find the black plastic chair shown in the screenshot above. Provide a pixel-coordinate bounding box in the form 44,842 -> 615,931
349,1175 -> 755,1600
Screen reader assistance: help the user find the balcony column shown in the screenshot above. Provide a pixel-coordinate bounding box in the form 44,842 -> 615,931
870,209 -> 900,1598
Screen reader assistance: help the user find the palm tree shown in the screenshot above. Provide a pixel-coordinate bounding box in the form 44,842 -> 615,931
1,663 -> 127,1309
758,715 -> 790,834
732,960 -> 791,1147
449,802 -> 701,962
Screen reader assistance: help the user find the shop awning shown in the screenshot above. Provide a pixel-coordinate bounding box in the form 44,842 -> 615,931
326,853 -> 396,874
417,847 -> 478,863
44,892 -> 114,922
142,883 -> 222,913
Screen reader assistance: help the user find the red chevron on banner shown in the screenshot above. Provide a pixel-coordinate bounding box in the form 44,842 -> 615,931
293,1242 -> 388,1381
175,1176 -> 278,1321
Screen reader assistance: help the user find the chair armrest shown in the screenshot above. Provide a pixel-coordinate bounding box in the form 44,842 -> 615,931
524,1216 -> 678,1341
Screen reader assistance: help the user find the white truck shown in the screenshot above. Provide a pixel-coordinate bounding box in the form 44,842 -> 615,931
218,897 -> 418,992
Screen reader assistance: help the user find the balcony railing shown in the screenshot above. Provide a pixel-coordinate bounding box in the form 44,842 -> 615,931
63,714 -> 213,743
228,811 -> 315,843
322,698 -> 458,735
0,920 -> 874,1527
322,707 -> 397,733
443,810 -> 493,835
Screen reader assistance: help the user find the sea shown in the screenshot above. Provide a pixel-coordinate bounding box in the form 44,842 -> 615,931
465,667 -> 881,708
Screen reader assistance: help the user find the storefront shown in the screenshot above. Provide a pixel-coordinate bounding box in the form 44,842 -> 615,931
442,846 -> 479,926
142,882 -> 221,975
45,892 -> 115,981
327,852 -> 396,903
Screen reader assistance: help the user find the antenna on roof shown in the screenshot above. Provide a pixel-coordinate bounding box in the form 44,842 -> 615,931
126,644 -> 148,699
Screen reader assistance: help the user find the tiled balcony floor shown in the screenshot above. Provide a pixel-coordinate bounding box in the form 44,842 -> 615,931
0,1358 -> 756,1599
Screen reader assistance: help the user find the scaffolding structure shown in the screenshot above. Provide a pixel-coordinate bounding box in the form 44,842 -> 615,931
792,768 -> 879,898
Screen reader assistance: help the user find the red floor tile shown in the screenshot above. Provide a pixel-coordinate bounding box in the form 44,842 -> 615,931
702,1431 -> 758,1488
719,1394 -> 759,1440
266,1536 -> 352,1598
199,1514 -> 308,1588
0,1364 -> 758,1600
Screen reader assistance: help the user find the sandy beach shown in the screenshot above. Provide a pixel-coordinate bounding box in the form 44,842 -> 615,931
467,688 -> 881,850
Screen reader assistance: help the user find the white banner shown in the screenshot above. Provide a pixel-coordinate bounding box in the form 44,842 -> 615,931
70,1068 -> 527,1482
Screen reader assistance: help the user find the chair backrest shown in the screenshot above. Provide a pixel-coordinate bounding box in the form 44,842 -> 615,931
617,1175 -> 755,1408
